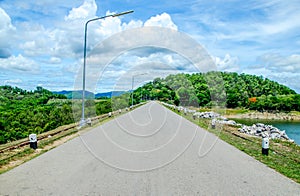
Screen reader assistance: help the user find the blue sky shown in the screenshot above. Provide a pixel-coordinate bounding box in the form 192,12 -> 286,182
0,0 -> 300,93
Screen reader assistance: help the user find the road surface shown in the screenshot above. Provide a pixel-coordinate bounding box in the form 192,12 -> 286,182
0,101 -> 299,195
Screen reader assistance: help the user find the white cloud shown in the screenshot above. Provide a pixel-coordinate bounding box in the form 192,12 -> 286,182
144,13 -> 178,30
214,54 -> 240,72
12,1 -> 97,60
0,7 -> 14,33
8,0 -> 300,92
64,0 -> 97,21
49,57 -> 61,64
4,1 -> 180,65
0,7 -> 15,35
258,53 -> 300,72
17,24 -> 71,58
0,7 -> 16,57
122,20 -> 143,29
94,11 -> 124,37
183,0 -> 300,62
243,67 -> 300,93
242,53 -> 300,93
0,54 -> 39,72
258,1 -> 300,35
4,79 -> 22,85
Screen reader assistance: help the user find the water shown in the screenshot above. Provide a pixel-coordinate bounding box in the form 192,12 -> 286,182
232,119 -> 300,145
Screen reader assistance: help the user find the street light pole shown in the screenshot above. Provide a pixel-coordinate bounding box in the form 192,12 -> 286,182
80,10 -> 134,127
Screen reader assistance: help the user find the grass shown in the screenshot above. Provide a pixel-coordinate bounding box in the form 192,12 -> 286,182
168,106 -> 300,184
291,111 -> 300,115
196,107 -> 249,115
197,107 -> 300,117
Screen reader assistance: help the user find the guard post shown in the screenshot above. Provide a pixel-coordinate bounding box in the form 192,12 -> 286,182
262,137 -> 269,155
211,118 -> 216,129
29,134 -> 37,150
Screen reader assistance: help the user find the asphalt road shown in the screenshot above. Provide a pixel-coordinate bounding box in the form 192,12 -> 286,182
1,101 -> 299,195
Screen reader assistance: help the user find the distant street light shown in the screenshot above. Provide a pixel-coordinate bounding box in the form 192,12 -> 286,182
80,10 -> 134,127
131,73 -> 146,107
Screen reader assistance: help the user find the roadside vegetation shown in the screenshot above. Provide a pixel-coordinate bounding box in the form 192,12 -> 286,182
1,71 -> 300,144
169,107 -> 300,184
1,71 -> 299,180
0,86 -> 121,144
0,113 -> 116,174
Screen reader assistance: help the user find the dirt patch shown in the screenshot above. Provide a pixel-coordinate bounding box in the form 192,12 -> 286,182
43,133 -> 79,151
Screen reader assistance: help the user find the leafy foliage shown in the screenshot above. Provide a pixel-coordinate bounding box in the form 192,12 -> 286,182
0,86 -> 116,144
1,72 -> 299,144
132,72 -> 299,111
0,86 -> 73,144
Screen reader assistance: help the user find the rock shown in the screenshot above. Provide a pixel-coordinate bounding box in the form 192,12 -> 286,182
162,102 -> 294,142
256,123 -> 265,127
192,111 -> 221,119
256,129 -> 262,133
237,122 -> 292,142
270,133 -> 279,139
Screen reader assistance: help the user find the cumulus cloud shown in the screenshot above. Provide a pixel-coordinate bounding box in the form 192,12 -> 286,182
94,11 -> 124,37
0,7 -> 15,58
214,54 -> 240,72
144,13 -> 178,30
0,0 -> 184,92
64,0 -> 97,21
258,53 -> 300,72
0,54 -> 39,72
7,2 -> 179,61
13,0 -> 98,59
108,50 -> 193,74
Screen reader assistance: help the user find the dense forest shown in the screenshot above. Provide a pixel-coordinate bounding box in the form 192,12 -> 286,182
0,86 -> 113,144
1,71 -> 300,144
132,72 -> 300,111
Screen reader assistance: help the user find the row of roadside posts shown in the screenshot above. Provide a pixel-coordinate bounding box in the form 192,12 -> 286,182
29,105 -> 270,155
167,103 -> 270,156
28,109 -> 123,149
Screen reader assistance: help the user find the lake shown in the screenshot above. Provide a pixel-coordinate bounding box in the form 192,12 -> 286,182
232,119 -> 300,145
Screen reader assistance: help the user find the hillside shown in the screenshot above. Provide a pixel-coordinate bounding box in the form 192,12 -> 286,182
0,86 -> 113,144
0,86 -> 73,144
132,71 -> 300,111
1,71 -> 299,144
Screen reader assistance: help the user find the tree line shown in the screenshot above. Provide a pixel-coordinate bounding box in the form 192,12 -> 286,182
0,86 -> 114,144
1,71 -> 299,144
132,71 -> 300,112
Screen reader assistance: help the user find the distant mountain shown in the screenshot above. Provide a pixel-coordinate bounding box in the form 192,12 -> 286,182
53,90 -> 127,99
52,90 -> 93,99
95,91 -> 127,98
